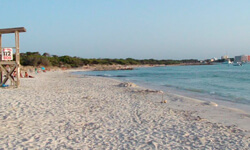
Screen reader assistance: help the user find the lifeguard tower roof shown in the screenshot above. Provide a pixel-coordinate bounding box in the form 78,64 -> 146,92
0,27 -> 26,34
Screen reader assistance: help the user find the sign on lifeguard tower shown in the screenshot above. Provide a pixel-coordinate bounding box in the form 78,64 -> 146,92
2,48 -> 13,60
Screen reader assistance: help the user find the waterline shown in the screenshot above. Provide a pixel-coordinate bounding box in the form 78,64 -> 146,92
74,64 -> 250,107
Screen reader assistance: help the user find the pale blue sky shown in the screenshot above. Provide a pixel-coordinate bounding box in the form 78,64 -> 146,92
0,0 -> 249,59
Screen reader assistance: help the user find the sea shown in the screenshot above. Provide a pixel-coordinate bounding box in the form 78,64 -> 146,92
74,63 -> 250,110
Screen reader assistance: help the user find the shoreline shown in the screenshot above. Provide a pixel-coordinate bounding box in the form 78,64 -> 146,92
132,80 -> 250,113
72,71 -> 250,132
72,66 -> 250,114
0,70 -> 249,149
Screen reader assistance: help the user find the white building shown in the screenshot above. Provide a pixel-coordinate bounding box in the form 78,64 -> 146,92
221,55 -> 229,60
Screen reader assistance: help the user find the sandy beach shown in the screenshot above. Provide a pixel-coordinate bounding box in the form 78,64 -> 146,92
0,70 -> 250,149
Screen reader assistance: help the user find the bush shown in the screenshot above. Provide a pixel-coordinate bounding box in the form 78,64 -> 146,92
21,51 -> 198,67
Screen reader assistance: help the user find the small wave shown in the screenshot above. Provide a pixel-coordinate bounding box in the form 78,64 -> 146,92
175,77 -> 190,79
104,74 -> 112,77
185,88 -> 205,93
164,84 -> 183,90
92,74 -> 128,78
114,75 -> 128,77
210,91 -> 216,95
207,91 -> 250,105
109,75 -> 128,77
212,75 -> 220,77
164,85 -> 205,93
95,74 -> 110,77
164,84 -> 176,88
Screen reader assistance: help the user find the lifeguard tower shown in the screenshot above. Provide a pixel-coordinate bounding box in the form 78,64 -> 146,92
0,27 -> 26,87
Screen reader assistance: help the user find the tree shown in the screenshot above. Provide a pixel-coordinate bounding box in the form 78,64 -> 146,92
43,52 -> 51,57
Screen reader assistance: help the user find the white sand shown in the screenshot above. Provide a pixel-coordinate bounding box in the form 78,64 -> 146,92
0,71 -> 249,149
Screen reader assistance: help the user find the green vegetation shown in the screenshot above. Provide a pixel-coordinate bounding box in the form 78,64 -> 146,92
20,52 -> 200,67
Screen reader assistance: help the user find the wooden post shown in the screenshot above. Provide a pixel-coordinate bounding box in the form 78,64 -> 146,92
0,34 -> 2,83
15,31 -> 20,87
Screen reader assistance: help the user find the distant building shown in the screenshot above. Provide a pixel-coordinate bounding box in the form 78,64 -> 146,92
234,55 -> 249,62
221,55 -> 229,60
234,56 -> 241,62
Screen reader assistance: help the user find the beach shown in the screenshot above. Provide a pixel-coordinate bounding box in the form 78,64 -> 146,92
0,70 -> 250,149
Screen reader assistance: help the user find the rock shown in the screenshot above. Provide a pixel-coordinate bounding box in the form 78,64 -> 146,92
119,82 -> 137,87
82,96 -> 92,99
132,89 -> 164,94
143,89 -> 163,93
161,100 -> 167,103
202,101 -> 218,107
195,116 -> 202,121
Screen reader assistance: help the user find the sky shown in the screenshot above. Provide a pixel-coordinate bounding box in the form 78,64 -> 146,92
0,0 -> 250,60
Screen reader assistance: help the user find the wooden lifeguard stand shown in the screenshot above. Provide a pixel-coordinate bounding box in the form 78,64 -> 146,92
0,27 -> 26,87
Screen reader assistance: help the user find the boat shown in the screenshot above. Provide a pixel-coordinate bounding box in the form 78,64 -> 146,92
222,60 -> 233,64
233,62 -> 243,66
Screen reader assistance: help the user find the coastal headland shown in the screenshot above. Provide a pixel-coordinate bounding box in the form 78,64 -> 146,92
0,69 -> 249,149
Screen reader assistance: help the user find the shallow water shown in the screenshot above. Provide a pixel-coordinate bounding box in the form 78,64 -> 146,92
75,64 -> 250,106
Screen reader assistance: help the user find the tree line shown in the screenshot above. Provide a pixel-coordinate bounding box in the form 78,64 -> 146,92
19,52 -> 200,68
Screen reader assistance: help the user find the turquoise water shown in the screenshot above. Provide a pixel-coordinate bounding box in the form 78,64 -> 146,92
75,64 -> 250,105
